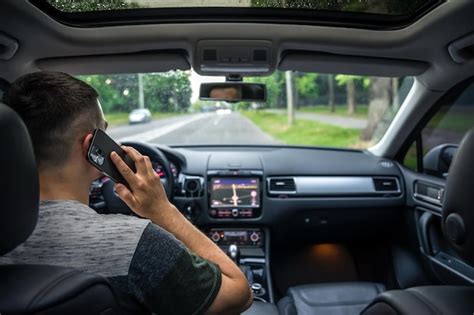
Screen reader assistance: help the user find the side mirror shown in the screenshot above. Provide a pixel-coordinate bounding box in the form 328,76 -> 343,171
423,144 -> 458,178
200,83 -> 266,103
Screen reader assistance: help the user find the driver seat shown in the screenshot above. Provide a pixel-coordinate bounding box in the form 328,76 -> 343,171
0,103 -> 126,314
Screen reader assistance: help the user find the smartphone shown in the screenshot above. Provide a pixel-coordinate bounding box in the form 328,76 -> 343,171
87,129 -> 136,186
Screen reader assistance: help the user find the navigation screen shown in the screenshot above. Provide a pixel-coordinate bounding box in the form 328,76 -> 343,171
210,178 -> 260,208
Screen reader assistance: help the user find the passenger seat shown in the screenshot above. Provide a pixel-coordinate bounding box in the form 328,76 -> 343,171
277,282 -> 385,315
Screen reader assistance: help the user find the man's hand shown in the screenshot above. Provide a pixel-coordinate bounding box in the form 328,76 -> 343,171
110,146 -> 173,220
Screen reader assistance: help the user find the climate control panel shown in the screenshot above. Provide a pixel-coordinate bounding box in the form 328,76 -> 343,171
207,228 -> 263,247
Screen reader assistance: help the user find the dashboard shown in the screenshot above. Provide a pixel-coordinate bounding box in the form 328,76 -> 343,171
164,145 -> 404,243
90,144 -> 405,242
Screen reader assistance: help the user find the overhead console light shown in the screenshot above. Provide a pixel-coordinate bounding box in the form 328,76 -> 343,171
195,40 -> 274,76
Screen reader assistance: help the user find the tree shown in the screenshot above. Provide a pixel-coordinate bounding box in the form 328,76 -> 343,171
335,75 -> 370,115
78,71 -> 192,113
286,71 -> 295,125
143,71 -> 191,112
328,74 -> 335,112
246,73 -> 286,108
295,73 -> 319,101
47,0 -> 139,12
250,0 -> 425,14
361,77 -> 392,141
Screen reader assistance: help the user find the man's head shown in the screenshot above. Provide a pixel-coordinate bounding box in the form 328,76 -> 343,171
3,71 -> 106,178
209,86 -> 241,101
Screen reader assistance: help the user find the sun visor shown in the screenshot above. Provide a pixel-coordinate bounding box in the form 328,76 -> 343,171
36,50 -> 190,75
279,51 -> 428,77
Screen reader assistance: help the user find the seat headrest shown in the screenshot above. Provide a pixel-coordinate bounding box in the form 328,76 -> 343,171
442,127 -> 474,266
0,103 -> 39,255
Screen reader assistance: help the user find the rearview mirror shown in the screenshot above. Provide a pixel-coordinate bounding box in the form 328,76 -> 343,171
200,83 -> 266,103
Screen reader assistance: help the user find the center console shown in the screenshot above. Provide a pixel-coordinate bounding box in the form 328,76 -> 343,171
205,168 -> 273,303
207,228 -> 274,303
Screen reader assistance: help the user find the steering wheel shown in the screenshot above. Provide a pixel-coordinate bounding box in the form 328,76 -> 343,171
101,141 -> 174,215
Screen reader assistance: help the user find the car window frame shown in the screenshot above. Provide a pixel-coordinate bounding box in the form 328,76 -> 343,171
396,77 -> 474,173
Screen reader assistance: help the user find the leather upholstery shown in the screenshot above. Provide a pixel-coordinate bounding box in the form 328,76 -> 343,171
0,103 -> 39,255
442,127 -> 474,266
0,265 -> 128,315
242,301 -> 279,315
277,282 -> 385,315
362,286 -> 474,315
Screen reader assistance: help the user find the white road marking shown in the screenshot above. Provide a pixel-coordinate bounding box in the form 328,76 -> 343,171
118,113 -> 211,142
213,115 -> 225,126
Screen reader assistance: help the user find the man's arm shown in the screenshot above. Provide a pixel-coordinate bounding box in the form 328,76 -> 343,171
111,147 -> 253,314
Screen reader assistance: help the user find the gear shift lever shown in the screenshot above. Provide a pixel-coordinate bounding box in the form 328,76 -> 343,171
227,244 -> 240,264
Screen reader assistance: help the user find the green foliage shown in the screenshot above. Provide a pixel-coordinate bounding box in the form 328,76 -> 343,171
49,0 -> 426,15
250,0 -> 426,15
335,75 -> 371,88
296,73 -> 319,99
77,71 -> 191,113
143,72 -> 192,112
243,111 -> 361,148
300,104 -> 369,119
246,73 -> 286,108
47,0 -> 139,12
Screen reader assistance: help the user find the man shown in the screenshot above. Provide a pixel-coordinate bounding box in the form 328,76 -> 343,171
1,72 -> 252,314
209,86 -> 241,101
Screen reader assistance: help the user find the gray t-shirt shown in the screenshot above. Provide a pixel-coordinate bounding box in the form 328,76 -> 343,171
0,200 -> 221,315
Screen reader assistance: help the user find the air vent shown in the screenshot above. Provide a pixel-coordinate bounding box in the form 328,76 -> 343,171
373,177 -> 399,192
179,176 -> 204,198
269,178 -> 296,193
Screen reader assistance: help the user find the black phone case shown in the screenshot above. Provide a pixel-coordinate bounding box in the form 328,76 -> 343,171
87,129 -> 136,186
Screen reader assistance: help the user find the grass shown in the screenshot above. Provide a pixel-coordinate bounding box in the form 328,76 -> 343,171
242,111 -> 361,148
104,112 -> 183,127
427,107 -> 474,134
104,112 -> 129,127
299,105 -> 369,119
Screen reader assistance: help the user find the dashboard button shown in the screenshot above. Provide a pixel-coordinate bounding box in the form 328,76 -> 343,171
211,232 -> 221,242
250,232 -> 260,243
232,209 -> 239,217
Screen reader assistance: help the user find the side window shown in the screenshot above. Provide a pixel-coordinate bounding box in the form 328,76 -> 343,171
403,81 -> 474,177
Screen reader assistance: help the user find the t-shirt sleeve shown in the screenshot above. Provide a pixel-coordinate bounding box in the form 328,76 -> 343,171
127,223 -> 222,315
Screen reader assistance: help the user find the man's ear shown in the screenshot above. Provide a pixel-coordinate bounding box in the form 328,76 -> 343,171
82,133 -> 94,157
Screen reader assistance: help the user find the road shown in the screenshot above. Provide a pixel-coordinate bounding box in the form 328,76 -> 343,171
107,112 -> 279,145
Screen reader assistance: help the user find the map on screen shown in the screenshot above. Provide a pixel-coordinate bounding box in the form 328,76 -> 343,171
210,178 -> 259,208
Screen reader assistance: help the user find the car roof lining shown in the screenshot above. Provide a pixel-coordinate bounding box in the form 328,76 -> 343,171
1,0 -> 474,89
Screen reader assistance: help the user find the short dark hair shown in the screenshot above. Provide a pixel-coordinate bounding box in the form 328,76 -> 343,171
3,71 -> 102,169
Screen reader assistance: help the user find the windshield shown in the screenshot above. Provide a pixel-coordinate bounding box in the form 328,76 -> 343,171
78,71 -> 413,148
